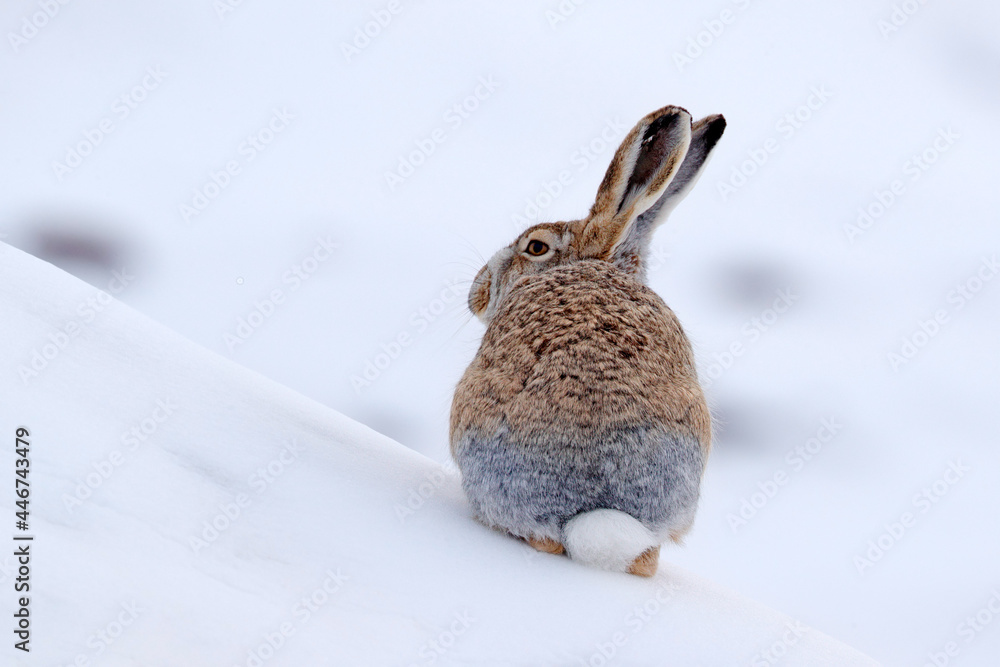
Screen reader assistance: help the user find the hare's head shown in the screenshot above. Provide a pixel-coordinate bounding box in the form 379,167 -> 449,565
469,106 -> 725,324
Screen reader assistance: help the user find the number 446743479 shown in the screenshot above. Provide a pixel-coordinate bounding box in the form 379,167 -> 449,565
15,427 -> 29,530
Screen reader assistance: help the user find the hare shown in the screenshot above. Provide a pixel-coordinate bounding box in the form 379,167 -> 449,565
450,105 -> 725,576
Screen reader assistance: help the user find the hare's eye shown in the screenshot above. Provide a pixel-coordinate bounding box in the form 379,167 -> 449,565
525,240 -> 550,256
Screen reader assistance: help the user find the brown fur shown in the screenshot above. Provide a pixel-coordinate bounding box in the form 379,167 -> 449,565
451,260 -> 712,458
627,546 -> 660,577
527,536 -> 565,555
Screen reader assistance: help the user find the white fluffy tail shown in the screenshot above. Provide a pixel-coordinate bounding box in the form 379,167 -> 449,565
563,509 -> 659,573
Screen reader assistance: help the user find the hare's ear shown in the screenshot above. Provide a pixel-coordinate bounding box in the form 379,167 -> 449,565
610,113 -> 726,275
625,114 -> 726,247
577,106 -> 693,260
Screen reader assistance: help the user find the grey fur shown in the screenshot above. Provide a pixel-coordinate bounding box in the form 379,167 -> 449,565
455,423 -> 704,543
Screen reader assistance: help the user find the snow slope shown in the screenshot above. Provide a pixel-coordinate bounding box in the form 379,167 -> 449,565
0,245 -> 879,665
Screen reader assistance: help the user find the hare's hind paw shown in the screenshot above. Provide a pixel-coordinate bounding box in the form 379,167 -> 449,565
527,536 -> 565,555
627,546 -> 660,577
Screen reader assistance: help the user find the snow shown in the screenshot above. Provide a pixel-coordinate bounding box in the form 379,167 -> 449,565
2,0 -> 999,663
1,243 -> 876,664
